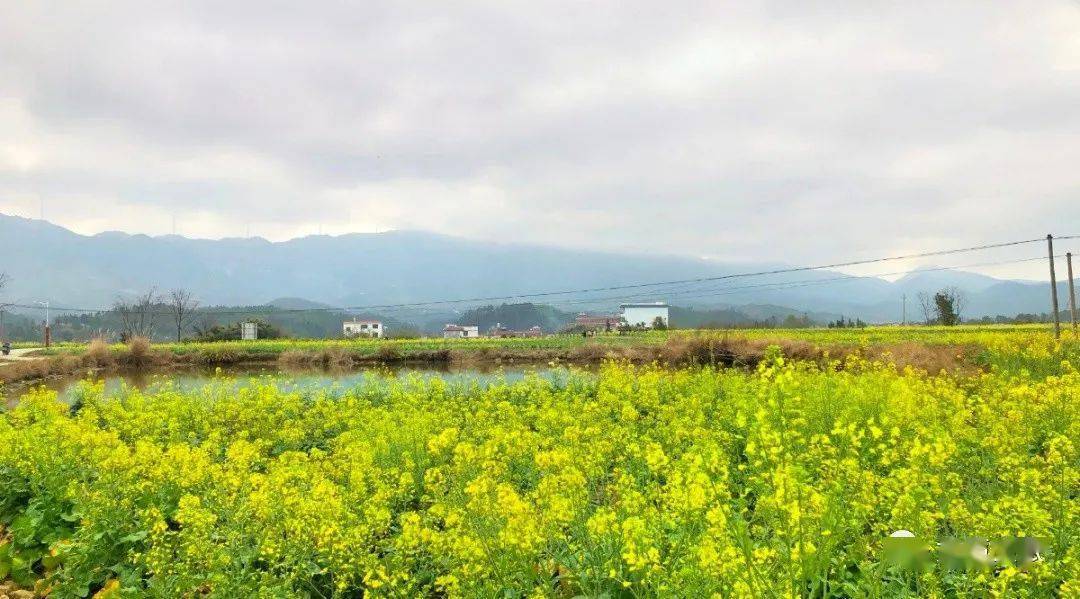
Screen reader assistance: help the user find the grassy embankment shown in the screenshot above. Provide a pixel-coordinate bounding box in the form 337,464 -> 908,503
2,324 -> 1073,386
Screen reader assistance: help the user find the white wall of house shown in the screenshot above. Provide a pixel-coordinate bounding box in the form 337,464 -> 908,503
443,325 -> 479,338
343,321 -> 384,338
621,304 -> 669,327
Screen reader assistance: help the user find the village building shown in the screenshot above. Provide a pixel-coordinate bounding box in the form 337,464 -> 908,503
443,324 -> 480,338
620,302 -> 669,328
574,312 -> 622,331
343,319 -> 384,338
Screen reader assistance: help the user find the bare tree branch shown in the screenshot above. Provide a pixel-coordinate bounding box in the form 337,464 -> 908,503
917,291 -> 935,325
168,288 -> 199,342
192,312 -> 218,338
945,286 -> 966,322
114,288 -> 159,341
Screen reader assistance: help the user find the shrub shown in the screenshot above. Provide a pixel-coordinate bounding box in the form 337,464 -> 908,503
84,337 -> 113,368
373,343 -> 402,363
126,336 -> 152,366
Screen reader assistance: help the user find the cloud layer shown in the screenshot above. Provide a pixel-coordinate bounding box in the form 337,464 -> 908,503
2,1 -> 1079,277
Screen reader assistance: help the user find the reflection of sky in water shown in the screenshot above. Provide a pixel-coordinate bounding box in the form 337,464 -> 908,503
6,365 -> 583,406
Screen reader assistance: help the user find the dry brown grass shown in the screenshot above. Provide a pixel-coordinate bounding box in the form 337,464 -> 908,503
373,344 -> 402,363
0,353 -> 83,384
84,337 -> 114,368
278,346 -> 355,368
655,335 -> 768,367
277,345 -> 452,368
862,341 -> 980,375
635,333 -> 980,374
277,349 -> 312,368
108,336 -> 168,371
127,336 -> 153,365
410,348 -> 453,362
568,343 -> 615,362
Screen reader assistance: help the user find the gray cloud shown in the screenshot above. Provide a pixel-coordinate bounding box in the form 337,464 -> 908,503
1,0 -> 1079,278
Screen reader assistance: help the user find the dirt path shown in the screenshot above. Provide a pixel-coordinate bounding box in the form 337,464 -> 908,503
0,347 -> 45,366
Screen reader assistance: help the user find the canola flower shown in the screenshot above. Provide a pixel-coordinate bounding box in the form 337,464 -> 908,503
0,337 -> 1077,597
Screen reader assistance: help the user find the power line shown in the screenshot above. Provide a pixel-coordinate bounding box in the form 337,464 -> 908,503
344,237 -> 1063,311
544,255 -> 1056,308
4,236 -> 1066,317
227,236 -> 1057,314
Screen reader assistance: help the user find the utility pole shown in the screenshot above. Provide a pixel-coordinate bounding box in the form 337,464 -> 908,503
1048,234 -> 1061,339
1068,252 -> 1077,337
37,300 -> 50,348
902,293 -> 907,325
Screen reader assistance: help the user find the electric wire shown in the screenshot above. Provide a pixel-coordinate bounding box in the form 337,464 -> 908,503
1,236 -> 1071,317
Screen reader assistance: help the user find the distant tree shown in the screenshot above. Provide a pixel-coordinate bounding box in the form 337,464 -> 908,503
780,313 -> 814,328
827,315 -> 865,328
944,286 -> 966,322
192,313 -> 219,339
167,288 -> 200,342
114,289 -> 159,341
191,319 -> 285,342
932,287 -> 965,326
917,292 -> 936,325
651,316 -> 668,331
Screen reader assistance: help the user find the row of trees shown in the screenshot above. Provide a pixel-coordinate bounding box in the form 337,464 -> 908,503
112,288 -> 199,342
827,316 -> 867,328
111,289 -> 293,341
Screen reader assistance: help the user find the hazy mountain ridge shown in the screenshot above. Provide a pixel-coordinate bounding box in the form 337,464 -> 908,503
1,213 -> 1062,322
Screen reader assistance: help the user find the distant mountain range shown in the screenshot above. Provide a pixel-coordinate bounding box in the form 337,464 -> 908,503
1,213 -> 1066,324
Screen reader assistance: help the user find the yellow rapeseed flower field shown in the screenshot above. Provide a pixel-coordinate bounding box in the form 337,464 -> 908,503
0,331 -> 1078,597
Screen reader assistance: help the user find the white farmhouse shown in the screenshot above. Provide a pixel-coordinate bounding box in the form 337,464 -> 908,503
620,302 -> 669,328
343,319 -> 384,338
443,324 -> 480,338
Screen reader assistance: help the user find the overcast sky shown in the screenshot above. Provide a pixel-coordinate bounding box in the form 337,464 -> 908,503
2,1 -> 1079,278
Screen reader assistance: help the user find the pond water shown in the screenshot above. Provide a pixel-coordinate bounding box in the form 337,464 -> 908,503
3,363 -> 586,407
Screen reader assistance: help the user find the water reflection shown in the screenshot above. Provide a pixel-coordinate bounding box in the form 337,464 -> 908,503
3,363 -> 584,407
